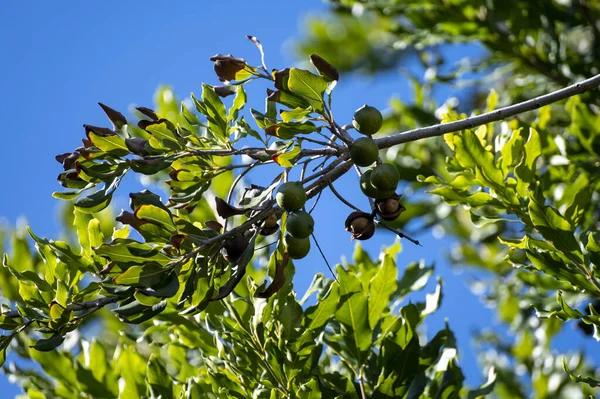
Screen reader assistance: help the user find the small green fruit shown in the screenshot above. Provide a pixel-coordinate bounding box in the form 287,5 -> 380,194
285,234 -> 311,259
286,211 -> 314,239
349,137 -> 379,167
360,170 -> 395,199
352,104 -> 383,135
370,163 -> 400,192
276,182 -> 307,212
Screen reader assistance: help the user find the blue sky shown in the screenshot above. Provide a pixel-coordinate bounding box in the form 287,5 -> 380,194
0,1 -> 596,396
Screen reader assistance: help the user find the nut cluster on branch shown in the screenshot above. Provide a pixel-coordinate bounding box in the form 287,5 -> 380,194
5,34 -> 600,358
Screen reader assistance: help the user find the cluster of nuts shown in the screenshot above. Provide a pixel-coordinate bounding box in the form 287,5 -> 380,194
276,182 -> 312,259
221,104 -> 405,263
345,105 -> 406,241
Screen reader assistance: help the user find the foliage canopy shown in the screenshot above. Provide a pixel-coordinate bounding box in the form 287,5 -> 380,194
2,1 -> 600,398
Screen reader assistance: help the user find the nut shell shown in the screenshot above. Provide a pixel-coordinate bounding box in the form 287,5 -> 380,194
260,214 -> 279,236
375,194 -> 406,221
344,211 -> 376,241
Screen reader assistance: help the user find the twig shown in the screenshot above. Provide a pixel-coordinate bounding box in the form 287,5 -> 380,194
219,161 -> 273,171
65,296 -> 121,311
374,220 -> 421,246
325,124 -> 352,145
327,181 -> 362,212
307,190 -> 322,214
300,158 -> 311,181
374,73 -> 600,149
311,233 -> 339,283
305,160 -> 353,199
255,241 -> 278,252
196,160 -> 353,251
312,156 -> 330,172
184,146 -> 337,159
301,156 -> 346,185
301,136 -> 340,148
224,161 -> 260,231
333,122 -> 354,144
358,373 -> 367,399
2,296 -> 121,321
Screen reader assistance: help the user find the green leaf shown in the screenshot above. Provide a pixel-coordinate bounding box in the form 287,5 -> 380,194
181,100 -> 200,126
302,283 -> 339,332
515,128 -> 542,185
455,131 -> 505,190
77,161 -> 128,182
135,204 -> 177,233
95,239 -> 174,266
417,279 -> 443,316
73,209 -> 92,256
113,263 -> 167,287
228,86 -> 246,123
86,131 -> 129,156
0,314 -> 20,330
486,89 -> 498,111
145,120 -> 184,150
396,261 -> 434,298
74,176 -> 121,214
118,346 -> 147,398
368,254 -> 397,329
500,128 -> 524,174
526,250 -> 598,293
298,378 -> 322,399
52,189 -> 87,200
266,121 -> 318,140
267,89 -> 311,110
119,300 -> 167,324
280,107 -> 312,123
250,108 -> 278,129
147,354 -> 174,399
197,84 -> 228,143
335,265 -> 372,361
287,68 -> 328,113
528,190 -> 583,264
32,334 -> 65,352
562,173 -> 590,226
273,144 -> 301,167
467,367 -> 497,399
562,358 -> 600,388
231,117 -> 264,143
88,218 -> 104,249
0,336 -> 13,367
87,339 -> 109,384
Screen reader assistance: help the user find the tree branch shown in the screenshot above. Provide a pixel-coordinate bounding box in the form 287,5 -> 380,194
184,146 -> 338,158
2,296 -> 120,319
375,73 -> 600,149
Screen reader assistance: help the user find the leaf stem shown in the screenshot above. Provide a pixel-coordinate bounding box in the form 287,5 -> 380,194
374,220 -> 421,246
311,233 -> 339,283
358,371 -> 367,399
